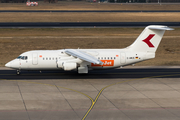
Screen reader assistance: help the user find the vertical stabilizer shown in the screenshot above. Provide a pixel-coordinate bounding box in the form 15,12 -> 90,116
127,25 -> 173,53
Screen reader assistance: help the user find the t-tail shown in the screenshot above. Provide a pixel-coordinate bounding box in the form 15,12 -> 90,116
127,25 -> 173,60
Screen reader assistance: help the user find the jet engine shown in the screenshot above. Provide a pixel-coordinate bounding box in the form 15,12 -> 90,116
57,61 -> 77,71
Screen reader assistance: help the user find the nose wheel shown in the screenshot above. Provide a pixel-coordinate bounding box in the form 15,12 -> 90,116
17,70 -> 21,75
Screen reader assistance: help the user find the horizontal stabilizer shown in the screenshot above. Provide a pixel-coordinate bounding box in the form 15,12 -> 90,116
147,25 -> 174,31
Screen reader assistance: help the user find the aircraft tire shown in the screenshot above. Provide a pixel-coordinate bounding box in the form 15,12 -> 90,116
16,70 -> 21,75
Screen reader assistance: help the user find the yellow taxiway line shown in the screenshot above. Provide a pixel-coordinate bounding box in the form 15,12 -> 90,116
81,73 -> 180,120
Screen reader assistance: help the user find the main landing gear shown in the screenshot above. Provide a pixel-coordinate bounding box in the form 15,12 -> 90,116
16,70 -> 21,75
78,66 -> 88,74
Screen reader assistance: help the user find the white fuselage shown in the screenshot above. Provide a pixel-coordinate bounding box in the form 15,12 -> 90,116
6,49 -> 148,71
6,25 -> 173,74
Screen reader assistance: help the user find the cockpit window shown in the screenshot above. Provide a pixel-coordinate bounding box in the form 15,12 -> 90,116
17,56 -> 22,59
17,56 -> 28,60
21,56 -> 25,60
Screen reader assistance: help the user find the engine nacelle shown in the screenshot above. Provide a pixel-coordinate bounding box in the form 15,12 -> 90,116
63,62 -> 77,71
57,61 -> 77,71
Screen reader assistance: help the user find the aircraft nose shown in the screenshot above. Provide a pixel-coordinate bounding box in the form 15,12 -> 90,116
5,62 -> 11,67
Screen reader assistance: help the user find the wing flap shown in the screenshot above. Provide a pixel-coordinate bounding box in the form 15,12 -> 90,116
65,49 -> 103,65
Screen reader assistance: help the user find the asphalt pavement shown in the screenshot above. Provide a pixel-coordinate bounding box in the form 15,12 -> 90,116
0,67 -> 180,120
1,66 -> 180,79
0,22 -> 180,28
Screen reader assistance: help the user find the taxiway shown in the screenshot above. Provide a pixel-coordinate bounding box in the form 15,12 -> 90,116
0,22 -> 180,28
0,66 -> 180,120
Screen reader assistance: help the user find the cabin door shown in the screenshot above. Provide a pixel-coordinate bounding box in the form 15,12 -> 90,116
120,53 -> 126,64
32,53 -> 38,65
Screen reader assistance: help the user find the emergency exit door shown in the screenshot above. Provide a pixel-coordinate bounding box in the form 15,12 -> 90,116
120,53 -> 126,64
32,53 -> 38,65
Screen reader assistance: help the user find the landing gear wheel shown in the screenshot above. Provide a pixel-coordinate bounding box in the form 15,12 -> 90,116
17,70 -> 21,75
78,66 -> 88,74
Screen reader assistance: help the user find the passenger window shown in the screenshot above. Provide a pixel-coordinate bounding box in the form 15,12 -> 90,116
114,57 -> 116,59
52,58 -> 54,60
107,57 -> 109,60
43,58 -> 44,60
46,58 -> 48,60
111,57 -> 112,60
104,57 -> 106,60
49,58 -> 51,60
101,57 -> 103,60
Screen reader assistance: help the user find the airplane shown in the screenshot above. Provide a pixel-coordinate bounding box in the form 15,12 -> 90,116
5,25 -> 173,75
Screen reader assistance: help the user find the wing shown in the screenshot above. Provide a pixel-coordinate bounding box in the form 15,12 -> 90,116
65,49 -> 103,65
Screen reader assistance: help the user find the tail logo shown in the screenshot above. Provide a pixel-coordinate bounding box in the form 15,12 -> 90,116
142,34 -> 155,47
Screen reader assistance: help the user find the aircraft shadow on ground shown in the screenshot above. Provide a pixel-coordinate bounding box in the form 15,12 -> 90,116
0,68 -> 180,80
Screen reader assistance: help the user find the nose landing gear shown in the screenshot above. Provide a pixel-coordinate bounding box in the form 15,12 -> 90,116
17,70 -> 21,75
